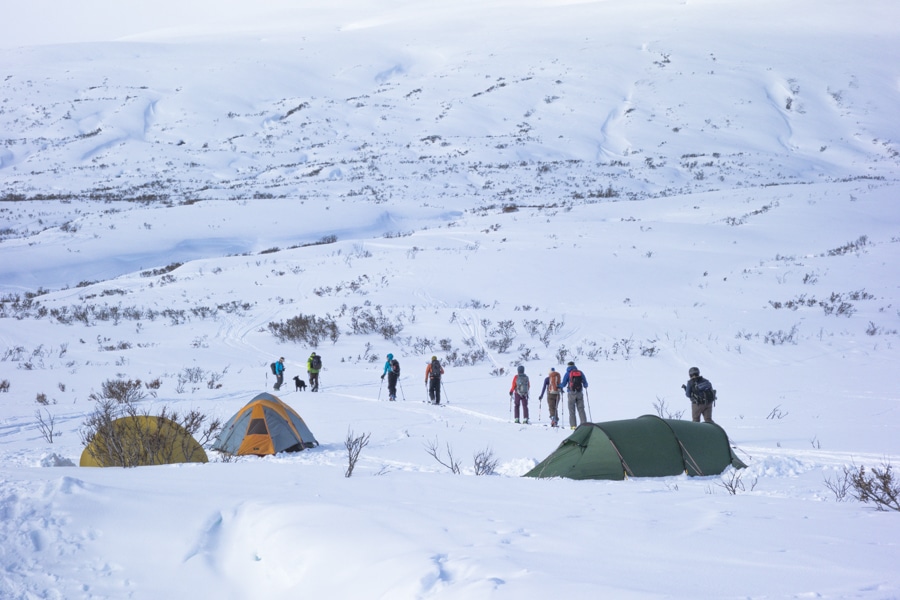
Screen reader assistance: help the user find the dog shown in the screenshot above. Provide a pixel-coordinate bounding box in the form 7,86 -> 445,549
293,376 -> 307,391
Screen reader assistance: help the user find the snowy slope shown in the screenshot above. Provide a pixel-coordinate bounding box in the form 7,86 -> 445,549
1,1 -> 899,598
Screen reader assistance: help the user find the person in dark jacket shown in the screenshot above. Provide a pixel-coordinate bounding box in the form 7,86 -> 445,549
538,367 -> 562,427
683,366 -> 715,423
559,361 -> 589,429
424,356 -> 444,404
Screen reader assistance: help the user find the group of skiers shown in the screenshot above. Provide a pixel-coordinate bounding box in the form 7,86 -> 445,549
381,354 -> 445,404
272,352 -> 716,426
509,362 -> 589,428
271,352 -> 321,392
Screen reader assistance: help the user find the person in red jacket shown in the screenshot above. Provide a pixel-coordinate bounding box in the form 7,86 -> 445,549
509,365 -> 530,424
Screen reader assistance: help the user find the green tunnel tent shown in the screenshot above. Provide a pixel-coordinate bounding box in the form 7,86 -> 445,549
523,415 -> 747,480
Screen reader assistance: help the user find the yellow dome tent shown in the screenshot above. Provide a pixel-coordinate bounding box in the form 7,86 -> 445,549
80,415 -> 208,467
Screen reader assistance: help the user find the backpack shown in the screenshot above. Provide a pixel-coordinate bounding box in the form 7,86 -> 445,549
390,359 -> 400,375
310,355 -> 322,370
568,370 -> 584,392
515,374 -> 529,396
691,378 -> 716,404
270,362 -> 277,375
548,371 -> 561,392
430,358 -> 442,378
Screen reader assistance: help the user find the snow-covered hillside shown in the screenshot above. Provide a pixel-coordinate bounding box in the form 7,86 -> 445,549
1,1 -> 899,598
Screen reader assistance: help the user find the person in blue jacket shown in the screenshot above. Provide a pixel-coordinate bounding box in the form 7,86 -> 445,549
381,353 -> 400,401
273,357 -> 285,391
559,361 -> 589,429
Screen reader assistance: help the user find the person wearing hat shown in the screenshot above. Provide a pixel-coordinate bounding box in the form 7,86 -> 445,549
424,356 -> 444,404
273,357 -> 285,391
307,352 -> 322,392
559,361 -> 589,429
682,366 -> 715,423
381,353 -> 400,401
509,365 -> 530,424
538,367 -> 563,427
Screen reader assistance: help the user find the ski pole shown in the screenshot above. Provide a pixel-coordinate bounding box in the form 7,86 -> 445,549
585,389 -> 593,422
441,381 -> 449,404
399,379 -> 406,401
378,376 -> 384,401
509,393 -> 513,422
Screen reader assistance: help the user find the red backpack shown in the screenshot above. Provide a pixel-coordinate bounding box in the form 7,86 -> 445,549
568,370 -> 584,391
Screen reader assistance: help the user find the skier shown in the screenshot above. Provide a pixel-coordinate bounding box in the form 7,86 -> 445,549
424,356 -> 444,404
509,365 -> 530,424
273,357 -> 285,391
538,367 -> 562,427
381,353 -> 400,401
307,352 -> 322,392
560,361 -> 589,429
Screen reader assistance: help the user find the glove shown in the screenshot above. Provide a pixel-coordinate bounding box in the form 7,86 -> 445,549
681,384 -> 686,390
381,374 -> 385,380
509,392 -> 514,398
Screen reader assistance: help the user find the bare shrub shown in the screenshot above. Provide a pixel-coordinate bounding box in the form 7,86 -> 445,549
175,367 -> 206,394
88,378 -> 145,404
344,429 -> 371,478
716,468 -> 757,495
140,262 -> 182,277
0,379 -> 9,392
268,313 -> 340,346
485,319 -> 516,353
825,235 -> 868,256
767,405 -> 789,419
425,437 -> 461,474
653,397 -> 684,420
846,462 -> 900,511
348,305 -> 403,339
522,318 -> 564,348
35,392 -> 50,406
207,368 -> 227,389
35,409 -> 58,443
824,468 -> 853,502
764,324 -> 799,345
473,447 -> 499,476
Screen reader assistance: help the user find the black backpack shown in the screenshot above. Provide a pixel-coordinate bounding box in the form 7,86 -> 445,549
569,370 -> 584,391
430,358 -> 442,378
691,378 -> 716,404
391,359 -> 400,375
311,355 -> 322,370
270,362 -> 277,375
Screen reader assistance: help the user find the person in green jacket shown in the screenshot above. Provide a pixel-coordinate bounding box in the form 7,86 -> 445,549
307,352 -> 322,392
